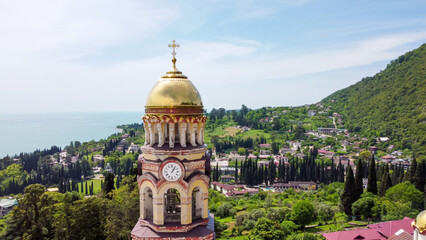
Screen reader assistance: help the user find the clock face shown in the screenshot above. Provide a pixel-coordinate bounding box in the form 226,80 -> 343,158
162,162 -> 182,181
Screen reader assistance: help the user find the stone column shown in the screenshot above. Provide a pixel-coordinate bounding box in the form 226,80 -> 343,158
190,123 -> 197,146
153,197 -> 164,225
169,123 -> 175,148
197,123 -> 204,145
143,120 -> 150,145
180,197 -> 192,225
157,123 -> 164,147
202,192 -> 209,219
140,190 -> 145,219
179,123 -> 187,147
149,122 -> 155,146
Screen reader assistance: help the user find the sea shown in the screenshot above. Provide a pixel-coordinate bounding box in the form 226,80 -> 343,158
0,112 -> 143,157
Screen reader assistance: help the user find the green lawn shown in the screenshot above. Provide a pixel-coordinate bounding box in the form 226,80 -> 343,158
239,129 -> 271,141
76,178 -> 117,194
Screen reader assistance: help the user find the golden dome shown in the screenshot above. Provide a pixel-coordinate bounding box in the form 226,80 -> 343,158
145,44 -> 203,109
412,210 -> 426,233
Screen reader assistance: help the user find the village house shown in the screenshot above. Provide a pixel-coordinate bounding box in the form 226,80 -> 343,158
259,143 -> 271,148
229,151 -> 246,161
289,141 -> 302,150
71,156 -> 79,163
280,147 -> 296,155
210,182 -> 258,197
220,175 -> 235,183
219,167 -> 236,175
318,149 -> 335,159
295,153 -> 307,159
382,155 -> 396,163
259,149 -> 271,155
93,154 -> 104,163
129,144 -> 139,152
240,126 -> 250,131
0,198 -> 18,218
317,128 -> 336,135
307,110 -> 317,117
272,181 -> 319,192
377,137 -> 390,142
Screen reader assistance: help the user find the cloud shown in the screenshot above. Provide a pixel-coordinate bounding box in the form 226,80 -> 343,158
0,1 -> 177,62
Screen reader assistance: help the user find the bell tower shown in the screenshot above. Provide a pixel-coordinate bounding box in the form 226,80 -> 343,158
131,41 -> 214,240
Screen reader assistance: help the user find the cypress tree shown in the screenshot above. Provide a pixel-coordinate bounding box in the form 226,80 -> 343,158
337,159 -> 344,182
414,159 -> 425,191
341,165 -> 356,216
235,160 -> 238,183
354,159 -> 363,200
409,157 -> 417,183
103,173 -> 115,194
367,154 -> 378,195
391,163 -> 399,185
379,165 -> 392,197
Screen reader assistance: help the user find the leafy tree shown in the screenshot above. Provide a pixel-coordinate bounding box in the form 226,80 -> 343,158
249,217 -> 285,240
317,202 -> 337,224
291,200 -> 317,228
352,193 -> 376,220
359,151 -> 371,160
237,147 -> 246,156
287,233 -> 322,240
249,208 -> 266,222
105,176 -> 139,240
68,197 -> 107,240
281,220 -> 298,235
214,218 -> 227,238
385,181 -> 423,209
216,202 -> 235,218
0,184 -> 59,240
379,199 -> 420,221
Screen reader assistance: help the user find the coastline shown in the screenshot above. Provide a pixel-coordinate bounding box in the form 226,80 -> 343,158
0,112 -> 142,157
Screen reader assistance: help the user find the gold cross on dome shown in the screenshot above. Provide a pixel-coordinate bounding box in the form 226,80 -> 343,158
168,40 -> 180,58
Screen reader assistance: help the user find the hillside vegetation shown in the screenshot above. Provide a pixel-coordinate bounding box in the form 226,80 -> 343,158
322,44 -> 426,156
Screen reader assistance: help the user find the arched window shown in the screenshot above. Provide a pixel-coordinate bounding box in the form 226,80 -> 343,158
164,188 -> 181,222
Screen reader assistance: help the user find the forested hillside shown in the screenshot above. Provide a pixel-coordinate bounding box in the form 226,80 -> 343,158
322,44 -> 426,156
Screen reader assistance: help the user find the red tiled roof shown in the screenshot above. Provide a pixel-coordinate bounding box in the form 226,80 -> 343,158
368,217 -> 414,238
259,144 -> 271,147
323,217 -> 414,240
323,228 -> 386,240
388,230 -> 412,240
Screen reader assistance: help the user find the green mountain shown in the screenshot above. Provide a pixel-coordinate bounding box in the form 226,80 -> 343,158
322,44 -> 426,156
